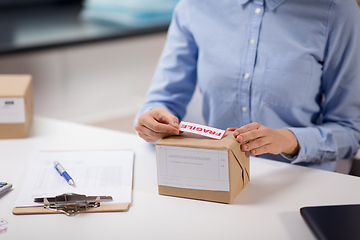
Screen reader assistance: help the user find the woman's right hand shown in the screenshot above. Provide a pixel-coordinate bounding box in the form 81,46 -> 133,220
134,107 -> 180,142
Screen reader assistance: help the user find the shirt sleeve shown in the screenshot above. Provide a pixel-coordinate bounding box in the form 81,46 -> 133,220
283,0 -> 360,165
134,0 -> 198,124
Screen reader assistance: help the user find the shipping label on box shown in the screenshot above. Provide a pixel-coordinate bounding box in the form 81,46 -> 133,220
0,98 -> 26,123
0,75 -> 33,139
157,146 -> 230,191
156,131 -> 250,204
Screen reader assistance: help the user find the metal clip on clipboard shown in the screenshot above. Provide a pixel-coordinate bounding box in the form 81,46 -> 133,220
34,193 -> 113,216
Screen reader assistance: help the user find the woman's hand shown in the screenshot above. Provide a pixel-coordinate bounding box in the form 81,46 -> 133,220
135,107 -> 180,142
227,122 -> 299,156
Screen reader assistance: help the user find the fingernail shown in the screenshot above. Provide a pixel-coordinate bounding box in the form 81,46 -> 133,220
238,135 -> 244,142
244,144 -> 248,150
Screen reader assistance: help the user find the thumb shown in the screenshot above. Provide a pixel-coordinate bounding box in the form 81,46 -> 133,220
169,119 -> 179,129
152,108 -> 179,129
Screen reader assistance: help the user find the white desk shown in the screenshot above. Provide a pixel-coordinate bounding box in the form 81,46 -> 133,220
1,117 -> 360,240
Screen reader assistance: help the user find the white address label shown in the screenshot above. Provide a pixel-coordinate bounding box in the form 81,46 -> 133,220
0,98 -> 26,123
157,145 -> 229,191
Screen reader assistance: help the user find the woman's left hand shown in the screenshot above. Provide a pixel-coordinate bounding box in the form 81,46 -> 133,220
227,122 -> 299,156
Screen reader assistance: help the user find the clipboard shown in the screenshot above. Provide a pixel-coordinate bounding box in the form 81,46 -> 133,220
12,204 -> 130,215
13,193 -> 130,215
13,150 -> 134,216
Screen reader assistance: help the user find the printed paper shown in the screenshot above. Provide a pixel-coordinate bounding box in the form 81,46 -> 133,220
14,150 -> 134,207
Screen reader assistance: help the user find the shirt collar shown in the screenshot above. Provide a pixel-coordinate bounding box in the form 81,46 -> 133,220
237,0 -> 286,11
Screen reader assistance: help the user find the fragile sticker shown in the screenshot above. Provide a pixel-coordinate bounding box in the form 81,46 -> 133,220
179,121 -> 226,140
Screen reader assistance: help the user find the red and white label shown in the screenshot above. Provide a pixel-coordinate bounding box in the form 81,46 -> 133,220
179,121 -> 226,140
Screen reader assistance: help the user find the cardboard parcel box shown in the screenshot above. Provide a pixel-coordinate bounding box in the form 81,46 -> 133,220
156,131 -> 250,204
0,75 -> 33,139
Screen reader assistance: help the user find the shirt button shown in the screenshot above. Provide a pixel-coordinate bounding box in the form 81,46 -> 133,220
255,8 -> 261,14
242,107 -> 247,112
244,73 -> 250,79
250,39 -> 255,45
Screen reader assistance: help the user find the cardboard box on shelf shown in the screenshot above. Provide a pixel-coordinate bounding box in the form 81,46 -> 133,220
156,131 -> 250,204
0,75 -> 33,139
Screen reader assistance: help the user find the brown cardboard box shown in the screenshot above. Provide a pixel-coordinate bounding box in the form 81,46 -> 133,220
0,75 -> 33,139
156,131 -> 250,204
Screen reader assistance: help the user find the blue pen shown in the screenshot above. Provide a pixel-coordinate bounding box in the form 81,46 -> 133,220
54,161 -> 75,187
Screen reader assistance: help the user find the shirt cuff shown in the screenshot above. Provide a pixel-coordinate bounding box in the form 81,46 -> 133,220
281,127 -> 319,164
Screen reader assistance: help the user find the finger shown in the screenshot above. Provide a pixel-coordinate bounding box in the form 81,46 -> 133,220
235,122 -> 261,135
137,125 -> 173,142
151,108 -> 180,133
226,127 -> 239,138
135,123 -> 158,142
135,119 -> 170,140
138,112 -> 179,135
152,108 -> 179,127
249,143 -> 273,155
241,137 -> 268,152
237,126 -> 265,143
139,125 -> 164,139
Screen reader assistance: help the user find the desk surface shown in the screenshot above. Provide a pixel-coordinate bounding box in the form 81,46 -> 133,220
1,117 -> 360,239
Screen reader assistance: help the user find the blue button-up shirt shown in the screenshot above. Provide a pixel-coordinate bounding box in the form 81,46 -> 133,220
136,0 -> 360,171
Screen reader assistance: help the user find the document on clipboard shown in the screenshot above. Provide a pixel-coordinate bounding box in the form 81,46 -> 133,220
13,150 -> 134,215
